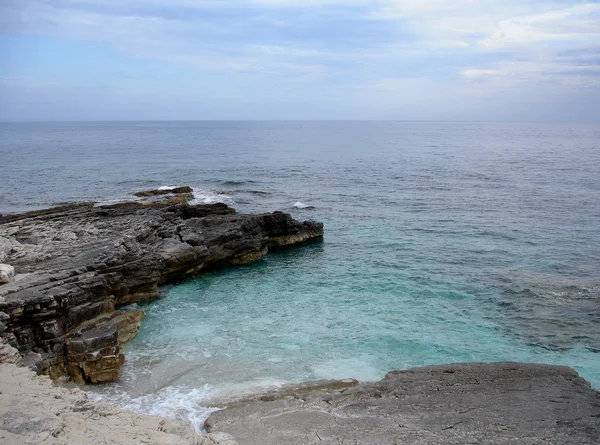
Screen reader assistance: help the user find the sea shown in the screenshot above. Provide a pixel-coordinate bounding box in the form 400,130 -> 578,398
1,121 -> 599,431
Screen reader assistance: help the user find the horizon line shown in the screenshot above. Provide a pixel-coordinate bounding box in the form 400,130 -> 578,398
1,119 -> 599,124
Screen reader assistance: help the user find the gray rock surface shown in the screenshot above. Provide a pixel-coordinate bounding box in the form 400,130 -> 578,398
205,362 -> 600,445
0,197 -> 323,382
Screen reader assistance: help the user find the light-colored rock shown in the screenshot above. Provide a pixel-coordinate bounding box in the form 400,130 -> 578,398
0,335 -> 22,365
0,263 -> 14,284
0,362 -> 235,445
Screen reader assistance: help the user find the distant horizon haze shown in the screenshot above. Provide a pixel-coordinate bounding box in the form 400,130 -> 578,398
1,119 -> 600,124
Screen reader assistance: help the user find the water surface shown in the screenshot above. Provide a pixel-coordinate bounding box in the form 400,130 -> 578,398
1,121 -> 599,430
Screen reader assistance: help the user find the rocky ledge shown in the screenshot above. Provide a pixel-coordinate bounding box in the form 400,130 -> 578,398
0,188 -> 323,383
204,362 -> 600,445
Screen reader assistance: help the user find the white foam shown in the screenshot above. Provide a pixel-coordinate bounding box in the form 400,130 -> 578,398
88,386 -> 219,434
190,188 -> 235,206
293,201 -> 315,209
158,185 -> 178,191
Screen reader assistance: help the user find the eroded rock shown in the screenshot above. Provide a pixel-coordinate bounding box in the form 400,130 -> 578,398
0,196 -> 323,382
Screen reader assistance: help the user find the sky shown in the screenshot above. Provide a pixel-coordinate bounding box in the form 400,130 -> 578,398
0,0 -> 599,121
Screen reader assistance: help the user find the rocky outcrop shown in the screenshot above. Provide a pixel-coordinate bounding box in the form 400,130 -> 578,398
205,362 -> 600,445
0,196 -> 323,383
133,186 -> 194,197
132,186 -> 195,205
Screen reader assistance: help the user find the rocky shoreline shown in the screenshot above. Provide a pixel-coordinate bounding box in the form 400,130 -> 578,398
0,188 -> 323,383
205,362 -> 600,444
1,189 -> 599,444
2,353 -> 599,444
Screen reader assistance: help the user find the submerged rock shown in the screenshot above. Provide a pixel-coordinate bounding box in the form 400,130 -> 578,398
205,362 -> 600,445
0,193 -> 323,382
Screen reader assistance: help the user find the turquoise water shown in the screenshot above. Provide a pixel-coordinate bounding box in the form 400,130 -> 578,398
1,121 -> 599,430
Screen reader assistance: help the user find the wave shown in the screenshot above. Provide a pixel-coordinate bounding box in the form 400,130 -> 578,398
190,188 -> 235,206
88,386 -> 218,433
293,202 -> 315,209
219,180 -> 257,186
234,190 -> 270,196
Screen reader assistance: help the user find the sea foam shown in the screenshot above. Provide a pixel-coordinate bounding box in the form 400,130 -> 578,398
88,386 -> 219,433
190,188 -> 235,206
293,201 -> 315,209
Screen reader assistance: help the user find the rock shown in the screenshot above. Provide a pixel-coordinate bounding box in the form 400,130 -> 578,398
205,362 -> 600,445
206,379 -> 359,409
0,195 -> 323,382
0,263 -> 15,284
0,361 -> 214,445
133,186 -> 194,197
0,335 -> 23,365
63,309 -> 145,383
132,186 -> 195,206
65,319 -> 126,384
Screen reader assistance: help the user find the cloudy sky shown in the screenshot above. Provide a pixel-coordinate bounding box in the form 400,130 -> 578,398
1,0 -> 599,121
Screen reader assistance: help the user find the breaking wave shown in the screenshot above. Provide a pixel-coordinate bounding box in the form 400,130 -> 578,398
293,201 -> 315,209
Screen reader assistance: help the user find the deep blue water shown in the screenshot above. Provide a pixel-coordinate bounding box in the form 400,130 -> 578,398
1,121 -> 599,429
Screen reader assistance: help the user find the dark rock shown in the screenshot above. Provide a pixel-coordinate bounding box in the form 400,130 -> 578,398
130,186 -> 195,206
205,362 -> 600,445
0,197 -> 323,382
133,186 -> 194,197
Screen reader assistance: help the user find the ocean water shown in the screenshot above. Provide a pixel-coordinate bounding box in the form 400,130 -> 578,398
1,121 -> 599,430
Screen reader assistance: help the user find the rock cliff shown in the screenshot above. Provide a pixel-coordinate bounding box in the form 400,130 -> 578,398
0,193 -> 323,383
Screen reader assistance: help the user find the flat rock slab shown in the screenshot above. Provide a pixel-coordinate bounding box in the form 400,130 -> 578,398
205,362 -> 600,445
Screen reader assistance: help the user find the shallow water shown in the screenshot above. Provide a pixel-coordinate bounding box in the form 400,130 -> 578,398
2,121 -> 599,430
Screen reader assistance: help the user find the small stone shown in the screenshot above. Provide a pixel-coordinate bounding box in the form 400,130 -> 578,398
0,264 -> 15,284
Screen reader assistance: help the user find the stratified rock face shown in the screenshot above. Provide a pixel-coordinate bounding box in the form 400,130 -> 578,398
205,362 -> 600,445
0,200 -> 323,382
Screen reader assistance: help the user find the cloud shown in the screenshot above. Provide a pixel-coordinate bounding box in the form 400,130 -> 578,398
452,3 -> 600,92
481,3 -> 600,48
1,0 -> 599,120
462,69 -> 505,78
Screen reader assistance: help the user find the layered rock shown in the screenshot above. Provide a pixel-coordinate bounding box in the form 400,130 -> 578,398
0,196 -> 323,383
205,362 -> 600,445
